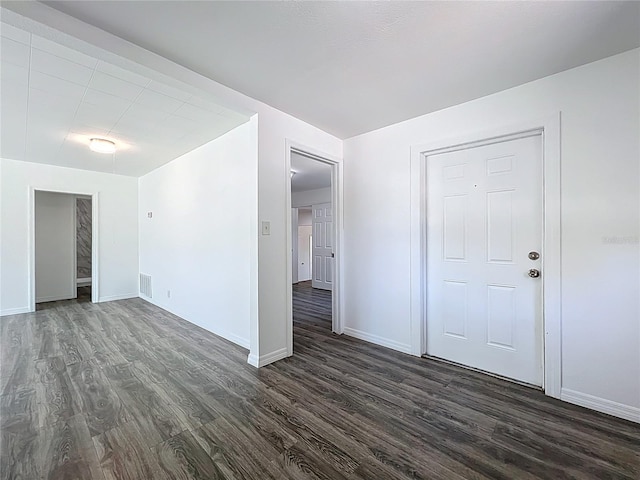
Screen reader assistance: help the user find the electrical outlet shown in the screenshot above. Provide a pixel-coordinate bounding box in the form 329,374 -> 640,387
147,211 -> 153,218
261,221 -> 271,235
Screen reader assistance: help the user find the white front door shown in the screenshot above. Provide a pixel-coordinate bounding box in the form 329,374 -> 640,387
312,203 -> 333,291
426,134 -> 543,386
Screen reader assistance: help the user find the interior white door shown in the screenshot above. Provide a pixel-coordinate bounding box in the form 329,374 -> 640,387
35,191 -> 77,303
298,225 -> 312,281
312,203 -> 333,290
426,135 -> 543,386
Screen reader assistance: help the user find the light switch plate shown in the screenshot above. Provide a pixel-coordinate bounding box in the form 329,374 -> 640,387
261,221 -> 271,235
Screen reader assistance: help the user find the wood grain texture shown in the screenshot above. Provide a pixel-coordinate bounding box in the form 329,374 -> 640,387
1,284 -> 638,479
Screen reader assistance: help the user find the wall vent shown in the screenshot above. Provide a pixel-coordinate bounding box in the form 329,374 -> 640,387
140,273 -> 152,298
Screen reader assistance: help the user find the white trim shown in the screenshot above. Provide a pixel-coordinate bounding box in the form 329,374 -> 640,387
561,388 -> 640,424
540,115 -> 562,398
29,187 -> 100,311
409,113 -> 562,398
285,140 -> 344,360
247,115 -> 260,368
222,334 -> 250,350
72,197 -> 78,299
247,353 -> 259,367
139,296 -> 251,350
343,327 -> 413,355
98,293 -> 138,302
248,347 -> 289,368
34,294 -> 76,303
91,193 -> 100,304
1,307 -> 32,317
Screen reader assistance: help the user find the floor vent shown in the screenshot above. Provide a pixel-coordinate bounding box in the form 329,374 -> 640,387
140,273 -> 152,298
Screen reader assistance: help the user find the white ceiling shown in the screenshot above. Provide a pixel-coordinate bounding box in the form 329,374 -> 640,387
0,21 -> 249,176
291,152 -> 331,193
35,0 -> 640,139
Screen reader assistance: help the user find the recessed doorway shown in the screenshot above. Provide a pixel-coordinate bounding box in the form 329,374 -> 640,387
286,142 -> 343,356
29,188 -> 99,311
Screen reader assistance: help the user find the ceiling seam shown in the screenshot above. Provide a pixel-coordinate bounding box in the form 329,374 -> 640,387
104,74 -> 152,137
59,58 -> 98,166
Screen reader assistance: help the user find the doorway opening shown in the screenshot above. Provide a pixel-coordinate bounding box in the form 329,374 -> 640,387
286,142 -> 343,356
29,188 -> 99,311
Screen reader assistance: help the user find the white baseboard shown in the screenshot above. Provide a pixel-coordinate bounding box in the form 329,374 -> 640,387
222,332 -> 250,350
98,293 -> 138,302
343,327 -> 413,355
139,297 -> 250,350
36,294 -> 75,303
247,352 -> 259,367
247,347 -> 289,368
1,306 -> 32,316
561,388 -> 640,424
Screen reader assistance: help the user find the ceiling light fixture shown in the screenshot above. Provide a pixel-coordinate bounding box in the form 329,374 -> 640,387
89,138 -> 116,154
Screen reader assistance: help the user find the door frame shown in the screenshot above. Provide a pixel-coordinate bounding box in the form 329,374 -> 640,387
285,140 -> 344,356
409,113 -> 561,398
29,187 -> 100,311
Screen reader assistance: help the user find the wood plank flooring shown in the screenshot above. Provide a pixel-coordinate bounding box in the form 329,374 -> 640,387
1,283 -> 638,479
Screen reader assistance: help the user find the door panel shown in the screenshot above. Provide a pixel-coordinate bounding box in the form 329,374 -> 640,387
35,191 -> 76,303
426,135 -> 543,386
312,203 -> 333,290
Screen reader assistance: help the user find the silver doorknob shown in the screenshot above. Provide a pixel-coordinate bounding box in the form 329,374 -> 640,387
528,269 -> 540,278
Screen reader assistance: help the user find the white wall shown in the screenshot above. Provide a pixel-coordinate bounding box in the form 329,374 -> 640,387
35,191 -> 76,303
298,208 -> 312,226
138,122 -> 255,348
292,187 -> 331,208
3,4 -> 343,367
255,110 -> 341,366
343,49 -> 640,421
0,158 -> 138,315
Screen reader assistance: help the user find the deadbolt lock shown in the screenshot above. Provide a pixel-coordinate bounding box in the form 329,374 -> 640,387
528,251 -> 540,260
528,269 -> 541,278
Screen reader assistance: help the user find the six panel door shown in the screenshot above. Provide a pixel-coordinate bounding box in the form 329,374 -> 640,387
426,135 -> 543,386
312,203 -> 333,291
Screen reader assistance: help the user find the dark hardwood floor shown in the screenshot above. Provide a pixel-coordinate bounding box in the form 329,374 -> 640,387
1,283 -> 638,479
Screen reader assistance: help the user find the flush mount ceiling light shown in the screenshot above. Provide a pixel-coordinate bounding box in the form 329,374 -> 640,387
89,138 -> 116,154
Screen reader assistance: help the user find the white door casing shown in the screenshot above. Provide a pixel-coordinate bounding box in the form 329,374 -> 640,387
28,188 -> 100,312
312,202 -> 333,291
426,134 -> 543,386
284,141 -> 344,361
